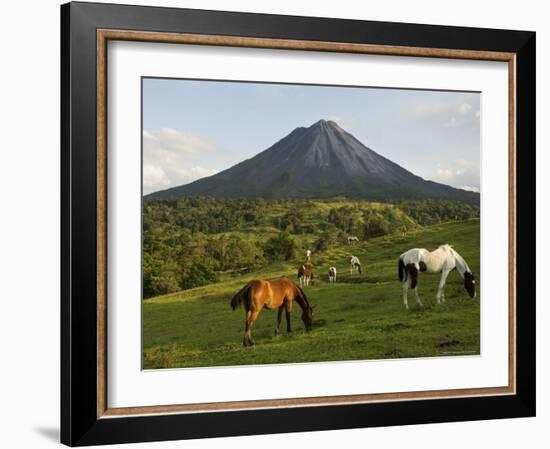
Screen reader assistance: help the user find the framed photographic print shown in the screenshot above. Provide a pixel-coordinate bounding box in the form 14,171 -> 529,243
60,1 -> 536,446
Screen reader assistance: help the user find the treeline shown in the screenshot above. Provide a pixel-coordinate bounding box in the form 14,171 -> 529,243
143,198 -> 301,298
327,204 -> 415,241
142,197 -> 479,298
143,197 -> 269,234
393,199 -> 480,226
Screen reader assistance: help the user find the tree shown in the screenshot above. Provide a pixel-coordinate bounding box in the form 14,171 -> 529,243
314,231 -> 338,252
363,212 -> 391,238
263,232 -> 297,261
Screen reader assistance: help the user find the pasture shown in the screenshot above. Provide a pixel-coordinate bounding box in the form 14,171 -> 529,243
143,219 -> 480,369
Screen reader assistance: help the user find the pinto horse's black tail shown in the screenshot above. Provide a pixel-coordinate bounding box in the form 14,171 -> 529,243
230,282 -> 251,310
398,258 -> 407,282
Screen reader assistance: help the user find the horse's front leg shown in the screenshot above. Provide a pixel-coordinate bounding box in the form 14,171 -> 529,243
414,286 -> 423,307
436,270 -> 450,304
402,279 -> 410,309
275,306 -> 284,335
285,302 -> 293,333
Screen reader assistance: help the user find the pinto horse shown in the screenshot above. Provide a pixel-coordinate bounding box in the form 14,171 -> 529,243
298,263 -> 314,287
349,256 -> 362,274
230,277 -> 314,346
398,244 -> 476,309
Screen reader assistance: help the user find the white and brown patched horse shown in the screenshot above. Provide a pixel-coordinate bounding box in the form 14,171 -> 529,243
398,244 -> 476,309
349,256 -> 362,275
347,236 -> 359,244
298,263 -> 314,287
328,266 -> 337,283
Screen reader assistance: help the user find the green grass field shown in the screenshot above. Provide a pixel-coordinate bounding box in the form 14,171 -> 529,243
143,219 -> 480,369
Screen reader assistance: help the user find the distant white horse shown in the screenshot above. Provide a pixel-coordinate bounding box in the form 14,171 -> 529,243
328,266 -> 337,283
348,236 -> 359,244
306,249 -> 312,263
398,244 -> 476,309
349,256 -> 362,275
298,264 -> 314,287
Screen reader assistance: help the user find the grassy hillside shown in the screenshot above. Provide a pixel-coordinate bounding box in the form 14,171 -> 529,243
143,219 -> 480,369
143,197 -> 478,298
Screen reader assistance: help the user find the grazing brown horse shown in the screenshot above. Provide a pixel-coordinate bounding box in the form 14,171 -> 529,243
230,276 -> 314,347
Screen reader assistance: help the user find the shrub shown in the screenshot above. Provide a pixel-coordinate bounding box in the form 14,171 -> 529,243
263,232 -> 297,261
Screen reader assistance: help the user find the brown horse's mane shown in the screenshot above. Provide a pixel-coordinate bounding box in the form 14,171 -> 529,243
295,285 -> 311,310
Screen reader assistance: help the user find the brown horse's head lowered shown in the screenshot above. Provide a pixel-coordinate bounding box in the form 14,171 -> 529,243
230,277 -> 315,346
296,286 -> 314,331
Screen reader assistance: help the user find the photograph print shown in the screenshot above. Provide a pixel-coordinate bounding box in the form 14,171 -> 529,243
142,78 -> 480,369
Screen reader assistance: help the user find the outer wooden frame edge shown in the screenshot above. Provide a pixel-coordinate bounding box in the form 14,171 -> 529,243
96,28 -> 516,418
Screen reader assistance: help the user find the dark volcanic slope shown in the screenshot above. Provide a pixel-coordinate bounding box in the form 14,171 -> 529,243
146,120 -> 479,203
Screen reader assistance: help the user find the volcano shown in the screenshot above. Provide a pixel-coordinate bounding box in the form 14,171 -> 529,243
145,119 -> 479,203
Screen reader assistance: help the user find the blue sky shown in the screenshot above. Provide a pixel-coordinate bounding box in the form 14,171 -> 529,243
143,78 -> 480,195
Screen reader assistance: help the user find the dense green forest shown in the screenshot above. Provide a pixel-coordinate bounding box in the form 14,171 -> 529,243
142,197 -> 479,299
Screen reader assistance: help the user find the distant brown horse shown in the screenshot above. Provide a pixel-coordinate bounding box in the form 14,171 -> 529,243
230,277 -> 314,347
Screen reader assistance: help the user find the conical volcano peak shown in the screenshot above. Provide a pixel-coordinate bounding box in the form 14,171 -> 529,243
146,119 -> 480,204
310,119 -> 342,130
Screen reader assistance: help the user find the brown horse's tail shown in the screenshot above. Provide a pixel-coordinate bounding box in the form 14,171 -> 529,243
357,263 -> 362,274
230,282 -> 252,310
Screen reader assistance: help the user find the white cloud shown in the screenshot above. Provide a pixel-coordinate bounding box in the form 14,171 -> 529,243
445,116 -> 459,128
143,165 -> 170,190
174,166 -> 219,181
144,127 -> 214,155
445,102 -> 476,127
458,103 -> 473,114
433,159 -> 480,190
143,128 -> 219,194
413,98 -> 478,129
413,102 -> 450,118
